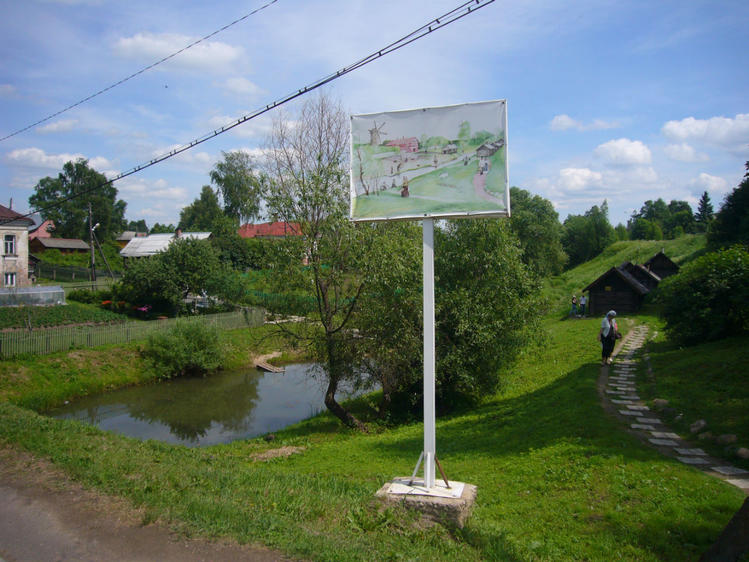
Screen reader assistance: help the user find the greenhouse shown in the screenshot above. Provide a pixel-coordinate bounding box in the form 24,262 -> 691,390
0,286 -> 66,307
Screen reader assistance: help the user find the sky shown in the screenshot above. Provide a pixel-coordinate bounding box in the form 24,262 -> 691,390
1,0 -> 747,229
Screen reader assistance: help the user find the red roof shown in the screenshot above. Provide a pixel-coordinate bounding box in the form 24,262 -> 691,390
0,204 -> 34,225
237,221 -> 301,239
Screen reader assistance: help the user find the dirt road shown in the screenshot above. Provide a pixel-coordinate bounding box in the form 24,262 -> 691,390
0,447 -> 289,562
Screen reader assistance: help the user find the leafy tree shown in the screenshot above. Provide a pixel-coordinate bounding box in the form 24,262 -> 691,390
150,223 -> 175,234
178,185 -> 223,231
126,219 -> 148,233
562,201 -> 616,267
658,245 -> 749,345
29,158 -> 126,241
708,162 -> 749,248
263,92 -> 368,430
695,191 -> 714,232
615,223 -> 628,241
210,151 -> 264,224
629,217 -> 663,240
508,187 -> 567,276
143,321 -> 225,379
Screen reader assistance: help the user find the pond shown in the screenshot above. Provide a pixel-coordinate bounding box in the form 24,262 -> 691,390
47,364 -> 355,447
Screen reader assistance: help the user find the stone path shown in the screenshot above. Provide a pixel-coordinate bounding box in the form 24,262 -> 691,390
600,325 -> 749,495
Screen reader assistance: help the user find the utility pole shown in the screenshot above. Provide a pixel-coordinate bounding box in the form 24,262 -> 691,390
89,202 -> 96,290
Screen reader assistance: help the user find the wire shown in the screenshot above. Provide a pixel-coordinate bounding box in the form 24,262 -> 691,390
2,0 -> 496,226
0,0 -> 280,143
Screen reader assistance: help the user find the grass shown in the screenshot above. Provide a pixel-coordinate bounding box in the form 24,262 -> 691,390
0,301 -> 128,330
636,314 -> 749,470
0,313 -> 745,560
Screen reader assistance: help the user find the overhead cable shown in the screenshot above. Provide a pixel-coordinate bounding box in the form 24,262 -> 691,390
0,0 -> 280,142
3,0 -> 496,226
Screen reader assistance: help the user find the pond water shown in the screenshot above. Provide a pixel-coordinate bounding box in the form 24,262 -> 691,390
47,364 -> 354,447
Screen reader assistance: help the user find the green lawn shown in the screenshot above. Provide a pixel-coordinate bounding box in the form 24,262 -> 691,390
0,315 -> 744,560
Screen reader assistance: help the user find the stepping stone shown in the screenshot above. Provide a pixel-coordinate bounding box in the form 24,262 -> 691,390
611,399 -> 634,404
637,417 -> 661,424
650,438 -> 678,446
619,410 -> 641,416
712,466 -> 749,476
626,405 -> 649,411
620,395 -> 640,400
675,448 -> 707,456
677,456 -> 709,465
651,431 -> 679,439
726,479 -> 749,489
631,423 -> 655,430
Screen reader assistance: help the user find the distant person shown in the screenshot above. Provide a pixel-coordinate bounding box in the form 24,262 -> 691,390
579,294 -> 587,316
570,295 -> 578,317
599,310 -> 619,365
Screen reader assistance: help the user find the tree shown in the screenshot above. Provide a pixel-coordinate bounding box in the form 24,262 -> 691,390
263,92 -> 368,430
210,151 -> 264,224
508,187 -> 567,276
615,223 -> 628,241
562,201 -> 616,267
695,191 -> 714,232
28,158 -> 126,241
629,217 -> 663,240
178,186 -> 224,231
708,163 -> 749,248
150,223 -> 175,234
126,219 -> 148,233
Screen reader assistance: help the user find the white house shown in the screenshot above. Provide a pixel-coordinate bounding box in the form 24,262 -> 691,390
0,204 -> 34,288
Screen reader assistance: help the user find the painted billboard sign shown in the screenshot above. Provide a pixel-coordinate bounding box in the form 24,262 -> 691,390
349,99 -> 508,221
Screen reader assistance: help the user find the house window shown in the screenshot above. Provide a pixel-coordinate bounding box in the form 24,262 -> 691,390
4,272 -> 16,287
4,234 -> 15,255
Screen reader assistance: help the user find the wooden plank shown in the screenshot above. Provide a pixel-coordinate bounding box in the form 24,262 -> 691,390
255,360 -> 284,373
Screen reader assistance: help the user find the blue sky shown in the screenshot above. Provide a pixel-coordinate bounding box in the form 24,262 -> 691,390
1,0 -> 747,228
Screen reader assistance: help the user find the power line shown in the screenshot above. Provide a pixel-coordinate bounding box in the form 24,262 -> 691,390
0,0 -> 280,143
3,0 -> 496,226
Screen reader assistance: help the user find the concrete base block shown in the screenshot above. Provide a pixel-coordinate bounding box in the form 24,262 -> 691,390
375,477 -> 477,528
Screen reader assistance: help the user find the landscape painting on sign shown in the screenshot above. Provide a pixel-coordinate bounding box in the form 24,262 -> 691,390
350,99 -> 508,221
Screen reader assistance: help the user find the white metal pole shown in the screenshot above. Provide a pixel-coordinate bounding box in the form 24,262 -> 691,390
423,218 -> 436,488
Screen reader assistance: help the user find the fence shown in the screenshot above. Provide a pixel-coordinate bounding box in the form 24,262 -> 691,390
35,262 -> 121,283
0,308 -> 264,359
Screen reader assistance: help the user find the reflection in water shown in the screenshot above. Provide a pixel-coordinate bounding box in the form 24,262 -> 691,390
47,364 -> 349,447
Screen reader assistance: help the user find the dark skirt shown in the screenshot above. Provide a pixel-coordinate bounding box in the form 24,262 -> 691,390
602,335 -> 616,357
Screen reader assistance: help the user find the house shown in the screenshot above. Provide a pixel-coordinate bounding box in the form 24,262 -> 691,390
237,221 -> 300,239
0,204 -> 34,288
27,214 -> 55,241
116,230 -> 148,249
385,137 -> 419,153
583,251 -> 680,316
29,237 -> 90,255
119,230 -> 211,259
583,266 -> 650,316
442,143 -> 458,154
643,250 -> 679,279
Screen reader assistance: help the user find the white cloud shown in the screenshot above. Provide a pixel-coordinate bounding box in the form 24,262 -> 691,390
662,114 -> 749,152
206,113 -> 274,139
0,84 -> 16,97
222,77 -> 263,97
118,177 -> 188,200
550,114 -> 620,132
558,167 -> 603,191
113,33 -> 244,73
6,147 -> 113,171
594,138 -> 652,165
663,143 -> 709,162
36,119 -> 79,134
150,145 -> 212,167
688,173 -> 728,194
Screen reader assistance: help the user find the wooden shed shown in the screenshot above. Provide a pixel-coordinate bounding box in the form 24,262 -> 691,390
583,266 -> 650,316
620,261 -> 661,292
643,251 -> 679,279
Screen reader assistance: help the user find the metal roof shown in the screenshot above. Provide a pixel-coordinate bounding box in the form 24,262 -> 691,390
30,237 -> 90,250
120,232 -> 211,258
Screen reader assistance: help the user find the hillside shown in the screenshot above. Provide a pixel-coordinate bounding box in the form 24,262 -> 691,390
544,234 -> 706,313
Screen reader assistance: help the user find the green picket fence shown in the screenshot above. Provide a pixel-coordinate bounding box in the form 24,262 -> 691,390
0,308 -> 264,359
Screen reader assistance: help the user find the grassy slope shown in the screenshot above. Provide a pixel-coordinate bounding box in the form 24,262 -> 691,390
544,235 -> 707,313
0,313 -> 744,560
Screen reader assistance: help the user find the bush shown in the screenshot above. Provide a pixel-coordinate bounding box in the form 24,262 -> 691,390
67,288 -> 113,304
658,245 -> 749,345
142,321 -> 225,379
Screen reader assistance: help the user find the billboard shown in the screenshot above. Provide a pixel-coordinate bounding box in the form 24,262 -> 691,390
350,99 -> 508,222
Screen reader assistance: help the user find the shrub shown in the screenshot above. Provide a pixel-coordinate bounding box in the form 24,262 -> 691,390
658,245 -> 749,345
142,321 -> 225,379
67,288 -> 113,304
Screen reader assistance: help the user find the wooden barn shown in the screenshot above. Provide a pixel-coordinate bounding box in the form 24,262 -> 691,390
643,250 -> 679,279
583,266 -> 650,316
620,261 -> 661,292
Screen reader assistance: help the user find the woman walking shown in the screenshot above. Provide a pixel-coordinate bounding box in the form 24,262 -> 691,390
599,310 -> 619,365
